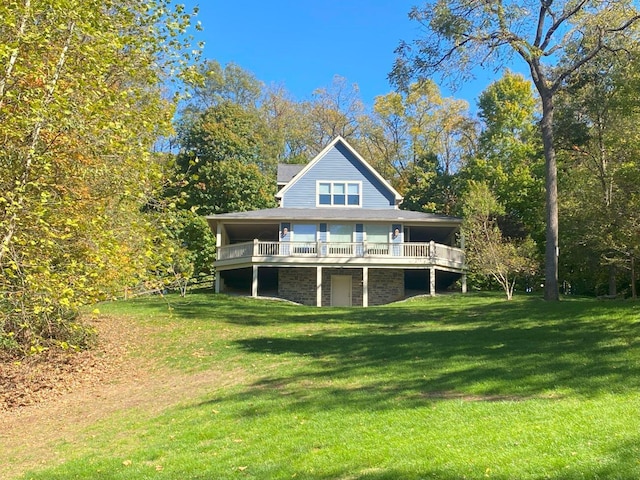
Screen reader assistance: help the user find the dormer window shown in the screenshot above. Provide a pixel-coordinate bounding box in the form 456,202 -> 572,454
317,181 -> 361,207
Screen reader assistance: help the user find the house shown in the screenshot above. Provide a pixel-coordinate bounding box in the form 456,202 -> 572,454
206,137 -> 466,307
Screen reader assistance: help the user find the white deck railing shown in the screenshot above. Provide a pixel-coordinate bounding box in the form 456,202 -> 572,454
218,240 -> 465,267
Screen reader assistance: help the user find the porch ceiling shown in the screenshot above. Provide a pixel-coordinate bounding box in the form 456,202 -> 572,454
209,207 -> 462,244
224,223 -> 279,243
219,222 -> 457,244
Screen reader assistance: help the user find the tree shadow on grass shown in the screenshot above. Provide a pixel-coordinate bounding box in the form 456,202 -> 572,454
190,297 -> 640,414
129,293 -> 640,406
148,292 -> 640,328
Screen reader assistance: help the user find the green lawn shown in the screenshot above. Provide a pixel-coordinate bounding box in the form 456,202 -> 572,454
17,293 -> 640,479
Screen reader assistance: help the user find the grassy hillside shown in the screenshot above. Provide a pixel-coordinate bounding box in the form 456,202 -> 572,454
9,293 -> 640,479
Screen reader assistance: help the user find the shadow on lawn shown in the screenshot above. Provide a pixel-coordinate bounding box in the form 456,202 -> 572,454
195,297 -> 640,412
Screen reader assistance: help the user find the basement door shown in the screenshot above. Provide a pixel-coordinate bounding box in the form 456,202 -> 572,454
331,275 -> 352,306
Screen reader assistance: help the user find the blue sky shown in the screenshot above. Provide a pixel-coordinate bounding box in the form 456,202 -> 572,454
185,1 -> 503,109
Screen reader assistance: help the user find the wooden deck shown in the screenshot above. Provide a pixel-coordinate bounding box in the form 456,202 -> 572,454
216,240 -> 465,272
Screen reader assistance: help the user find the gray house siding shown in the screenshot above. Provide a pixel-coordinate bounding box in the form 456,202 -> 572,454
281,143 -> 396,209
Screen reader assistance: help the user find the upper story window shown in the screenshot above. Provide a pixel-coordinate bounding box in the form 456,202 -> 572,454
317,181 -> 361,207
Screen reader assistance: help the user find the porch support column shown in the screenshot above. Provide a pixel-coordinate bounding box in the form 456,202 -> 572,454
215,223 -> 222,294
461,273 -> 467,294
362,267 -> 369,308
430,267 -> 436,297
252,265 -> 258,297
316,266 -> 323,307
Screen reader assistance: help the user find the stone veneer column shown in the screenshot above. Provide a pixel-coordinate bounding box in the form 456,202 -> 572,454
368,269 -> 404,306
278,268 -> 317,306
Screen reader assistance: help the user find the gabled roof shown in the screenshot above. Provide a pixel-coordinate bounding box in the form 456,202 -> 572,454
275,136 -> 403,206
277,163 -> 305,185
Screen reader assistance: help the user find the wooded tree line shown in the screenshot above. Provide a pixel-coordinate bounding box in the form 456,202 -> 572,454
2,0 -> 640,355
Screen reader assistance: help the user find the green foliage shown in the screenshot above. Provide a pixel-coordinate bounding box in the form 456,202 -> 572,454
461,71 -> 545,244
392,0 -> 640,301
463,181 -> 538,299
364,81 -> 476,213
401,154 -> 462,215
171,101 -> 277,215
556,48 -> 640,296
308,75 -> 364,150
163,209 -> 216,278
177,102 -> 272,170
172,156 -> 277,215
0,0 -> 200,356
185,59 -> 264,109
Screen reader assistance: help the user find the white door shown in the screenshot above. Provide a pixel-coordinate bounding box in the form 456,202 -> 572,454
331,275 -> 352,306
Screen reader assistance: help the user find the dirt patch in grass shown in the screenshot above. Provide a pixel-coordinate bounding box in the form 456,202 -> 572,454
0,314 -> 243,479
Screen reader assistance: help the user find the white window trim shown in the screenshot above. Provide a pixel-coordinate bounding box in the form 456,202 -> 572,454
316,180 -> 362,207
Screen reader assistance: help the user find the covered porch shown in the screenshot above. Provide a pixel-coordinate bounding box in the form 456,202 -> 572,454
207,207 -> 467,307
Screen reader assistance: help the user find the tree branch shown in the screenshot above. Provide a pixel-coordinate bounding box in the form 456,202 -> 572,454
0,0 -> 30,111
540,0 -> 590,52
534,0 -> 551,48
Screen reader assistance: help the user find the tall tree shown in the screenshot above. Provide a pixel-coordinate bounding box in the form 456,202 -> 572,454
172,101 -> 277,214
0,0 -> 198,354
308,75 -> 364,152
182,59 -> 264,111
361,81 -> 476,211
463,71 -> 545,241
391,0 -> 640,300
556,46 -> 640,296
260,85 -> 317,164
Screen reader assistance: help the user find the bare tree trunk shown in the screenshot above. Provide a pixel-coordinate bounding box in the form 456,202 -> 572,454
540,92 -> 560,301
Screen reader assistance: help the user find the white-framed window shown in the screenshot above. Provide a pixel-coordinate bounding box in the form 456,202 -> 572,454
366,224 -> 389,244
329,223 -> 353,242
317,181 -> 361,207
292,223 -> 316,242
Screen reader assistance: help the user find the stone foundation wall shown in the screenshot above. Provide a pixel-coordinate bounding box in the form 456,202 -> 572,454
277,267 -> 405,307
369,268 -> 404,306
278,268 -> 316,306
